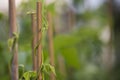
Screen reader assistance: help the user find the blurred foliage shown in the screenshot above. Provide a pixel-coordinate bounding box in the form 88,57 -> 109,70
73,0 -> 84,9
54,27 -> 104,80
0,12 -> 10,80
0,0 -> 110,80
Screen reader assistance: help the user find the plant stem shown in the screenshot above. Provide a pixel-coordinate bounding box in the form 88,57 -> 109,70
37,1 -> 42,80
47,12 -> 55,80
9,0 -> 18,80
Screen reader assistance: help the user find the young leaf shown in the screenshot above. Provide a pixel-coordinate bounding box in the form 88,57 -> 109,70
19,64 -> 25,79
8,32 -> 19,51
43,64 -> 56,76
49,64 -> 56,76
22,71 -> 37,80
13,32 -> 19,39
8,38 -> 14,51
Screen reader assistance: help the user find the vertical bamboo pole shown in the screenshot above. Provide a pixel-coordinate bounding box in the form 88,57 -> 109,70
107,0 -> 113,70
37,1 -> 42,80
48,12 -> 55,80
54,15 -> 61,34
71,11 -> 76,29
68,10 -> 75,31
107,0 -> 114,79
31,12 -> 37,71
58,54 -> 67,79
9,0 -> 18,80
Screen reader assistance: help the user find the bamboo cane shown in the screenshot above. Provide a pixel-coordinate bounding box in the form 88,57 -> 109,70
9,0 -> 18,80
68,10 -> 75,32
31,12 -> 37,71
47,12 -> 55,80
37,1 -> 42,80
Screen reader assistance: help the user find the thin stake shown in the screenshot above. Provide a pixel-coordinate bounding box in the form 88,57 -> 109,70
9,0 -> 18,80
58,54 -> 67,79
31,13 -> 37,71
68,10 -> 75,31
37,1 -> 42,80
48,12 -> 55,80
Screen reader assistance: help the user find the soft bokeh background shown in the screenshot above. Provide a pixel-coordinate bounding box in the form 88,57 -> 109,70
0,0 -> 120,80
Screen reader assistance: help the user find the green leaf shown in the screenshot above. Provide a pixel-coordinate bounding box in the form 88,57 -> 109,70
8,32 -> 19,51
49,64 -> 56,76
19,64 -> 25,78
61,47 -> 80,69
13,32 -> 19,39
47,3 -> 56,15
54,34 -> 80,51
21,71 -> 37,80
40,64 -> 56,76
22,72 -> 30,80
7,38 -> 14,51
34,39 -> 42,55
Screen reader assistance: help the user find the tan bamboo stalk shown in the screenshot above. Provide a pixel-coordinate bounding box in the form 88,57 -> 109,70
102,0 -> 113,71
71,11 -> 76,28
47,12 -> 55,80
31,12 -> 37,71
36,1 -> 42,80
54,15 -> 61,34
107,0 -> 114,79
107,0 -> 113,70
58,54 -> 67,79
68,10 -> 75,31
9,0 -> 18,80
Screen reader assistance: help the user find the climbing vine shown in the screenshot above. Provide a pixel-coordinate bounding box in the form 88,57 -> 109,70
13,0 -> 56,80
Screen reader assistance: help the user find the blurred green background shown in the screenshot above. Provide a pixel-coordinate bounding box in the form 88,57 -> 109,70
0,0 -> 119,80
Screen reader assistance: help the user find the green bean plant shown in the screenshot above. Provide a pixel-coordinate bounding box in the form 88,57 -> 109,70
7,0 -> 55,80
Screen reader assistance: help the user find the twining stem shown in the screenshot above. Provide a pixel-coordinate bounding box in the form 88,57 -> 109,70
37,1 -> 42,80
31,13 -> 37,71
47,12 -> 55,80
9,0 -> 18,80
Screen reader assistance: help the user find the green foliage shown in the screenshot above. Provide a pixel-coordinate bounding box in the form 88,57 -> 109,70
19,0 -> 36,12
47,3 -> 56,15
73,0 -> 84,8
54,27 -> 101,50
20,71 -> 37,80
19,64 -> 25,79
0,0 -> 108,80
54,34 -> 80,50
41,0 -> 48,30
0,13 -> 4,20
54,27 -> 101,67
8,38 -> 14,51
18,1 -> 56,80
18,63 -> 56,80
8,32 -> 19,51
61,47 -> 80,69
40,64 -> 56,76
53,27 -> 103,80
0,42 -> 11,80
